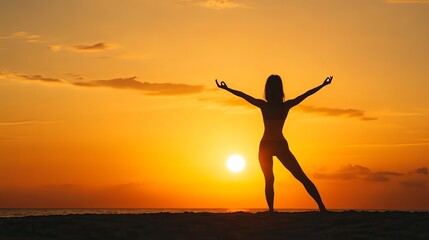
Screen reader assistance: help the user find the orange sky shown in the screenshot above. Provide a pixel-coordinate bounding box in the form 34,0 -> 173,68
1,0 -> 428,210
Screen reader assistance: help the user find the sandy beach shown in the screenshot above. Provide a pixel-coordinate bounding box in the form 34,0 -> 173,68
0,211 -> 428,240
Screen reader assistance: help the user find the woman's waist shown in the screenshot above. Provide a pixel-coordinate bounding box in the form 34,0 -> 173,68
261,134 -> 287,142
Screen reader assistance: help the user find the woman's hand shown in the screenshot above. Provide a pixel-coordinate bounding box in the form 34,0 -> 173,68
323,76 -> 333,86
215,79 -> 228,89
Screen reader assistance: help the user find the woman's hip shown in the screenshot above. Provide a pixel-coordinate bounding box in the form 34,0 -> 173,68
259,139 -> 289,153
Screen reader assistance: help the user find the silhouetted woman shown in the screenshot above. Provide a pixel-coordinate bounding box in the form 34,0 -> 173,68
216,75 -> 332,213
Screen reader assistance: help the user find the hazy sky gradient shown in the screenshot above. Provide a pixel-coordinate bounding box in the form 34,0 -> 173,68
1,0 -> 428,209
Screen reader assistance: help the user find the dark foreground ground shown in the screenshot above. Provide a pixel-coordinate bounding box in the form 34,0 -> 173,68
0,211 -> 428,240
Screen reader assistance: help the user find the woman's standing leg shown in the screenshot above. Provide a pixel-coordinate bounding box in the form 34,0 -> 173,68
277,148 -> 327,212
259,144 -> 275,212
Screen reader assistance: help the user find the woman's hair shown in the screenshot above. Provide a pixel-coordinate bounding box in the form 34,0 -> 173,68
264,75 -> 284,103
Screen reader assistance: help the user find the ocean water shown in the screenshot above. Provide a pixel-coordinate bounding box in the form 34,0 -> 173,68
0,208 -> 317,218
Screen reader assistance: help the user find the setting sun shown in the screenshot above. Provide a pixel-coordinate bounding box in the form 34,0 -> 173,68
226,155 -> 246,173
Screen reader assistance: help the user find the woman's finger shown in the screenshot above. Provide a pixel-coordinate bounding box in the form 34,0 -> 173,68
215,79 -> 221,87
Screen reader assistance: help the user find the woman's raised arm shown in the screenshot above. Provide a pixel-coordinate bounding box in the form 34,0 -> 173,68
286,76 -> 333,108
216,79 -> 264,108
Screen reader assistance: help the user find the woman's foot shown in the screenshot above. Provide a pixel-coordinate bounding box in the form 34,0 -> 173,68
319,206 -> 328,213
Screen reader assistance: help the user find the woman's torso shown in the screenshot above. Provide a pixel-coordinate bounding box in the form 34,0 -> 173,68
260,102 -> 290,141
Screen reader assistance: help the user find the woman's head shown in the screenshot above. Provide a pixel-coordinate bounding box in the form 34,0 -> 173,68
264,75 -> 284,103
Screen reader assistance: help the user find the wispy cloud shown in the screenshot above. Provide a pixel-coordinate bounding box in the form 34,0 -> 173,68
0,121 -> 37,126
74,77 -> 204,95
3,31 -> 134,59
18,74 -> 63,83
0,71 -> 15,78
13,31 -> 28,37
296,105 -> 378,121
314,164 -> 403,182
48,45 -> 62,52
1,71 -> 204,96
366,171 -> 404,182
70,43 -> 119,52
415,167 -> 429,175
1,31 -> 117,52
65,73 -> 86,80
398,167 -> 429,188
315,165 -> 429,189
186,0 -> 249,9
0,71 -> 63,83
49,43 -> 120,53
339,141 -> 429,149
386,0 -> 429,3
0,31 -> 42,42
25,35 -> 42,43
0,120 -> 56,126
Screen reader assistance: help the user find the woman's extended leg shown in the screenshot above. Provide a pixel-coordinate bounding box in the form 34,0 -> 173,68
277,149 -> 327,212
258,147 -> 275,212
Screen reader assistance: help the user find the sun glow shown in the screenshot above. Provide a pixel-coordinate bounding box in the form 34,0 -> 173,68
226,155 -> 246,173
